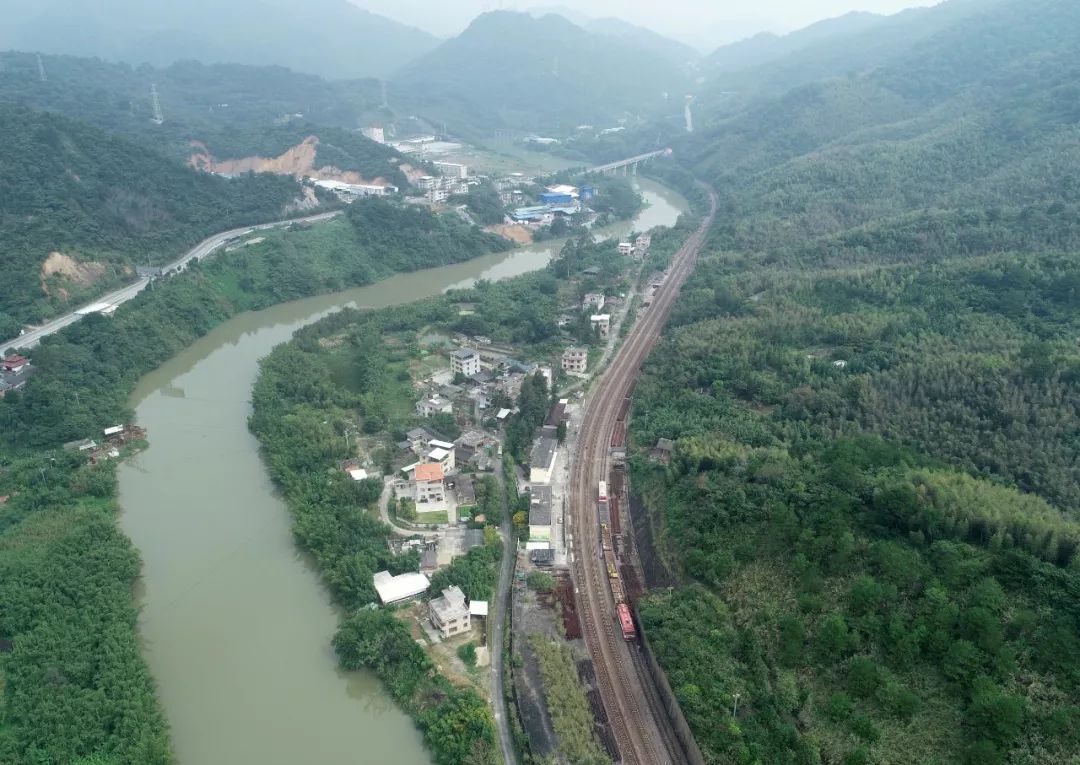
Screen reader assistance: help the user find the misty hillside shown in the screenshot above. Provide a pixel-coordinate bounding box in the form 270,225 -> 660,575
393,11 -> 690,137
699,0 -> 993,108
705,11 -> 885,73
582,17 -> 700,68
0,0 -> 438,80
691,0 -> 1080,248
0,54 -> 409,187
0,105 -> 306,335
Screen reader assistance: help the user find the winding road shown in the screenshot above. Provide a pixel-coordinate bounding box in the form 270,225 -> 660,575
1,211 -> 341,356
567,185 -> 716,765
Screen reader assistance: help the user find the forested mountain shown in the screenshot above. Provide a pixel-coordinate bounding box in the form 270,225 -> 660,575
0,0 -> 438,80
698,0 -> 993,109
705,11 -> 886,73
627,1 -> 1080,763
0,106 -> 306,336
0,53 -> 409,188
393,11 -> 689,138
0,53 -> 386,143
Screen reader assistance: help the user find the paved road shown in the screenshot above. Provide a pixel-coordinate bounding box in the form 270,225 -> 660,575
490,465 -> 520,765
1,210 -> 342,356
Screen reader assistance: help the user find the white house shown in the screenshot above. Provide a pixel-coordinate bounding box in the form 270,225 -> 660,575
414,462 -> 446,507
591,314 -> 611,338
425,445 -> 456,474
450,348 -> 481,378
429,586 -> 470,638
416,395 -> 453,417
617,241 -> 634,256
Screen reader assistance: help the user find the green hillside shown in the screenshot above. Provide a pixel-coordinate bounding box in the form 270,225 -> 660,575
393,11 -> 690,138
0,106 -> 307,336
0,53 -> 407,181
0,0 -> 438,80
629,1 -> 1080,763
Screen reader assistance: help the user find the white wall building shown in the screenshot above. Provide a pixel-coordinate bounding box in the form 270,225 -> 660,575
434,161 -> 468,179
429,586 -> 470,638
414,462 -> 446,506
373,570 -> 430,604
416,395 -> 453,417
425,445 -> 456,474
591,314 -> 611,338
362,126 -> 386,144
450,348 -> 481,378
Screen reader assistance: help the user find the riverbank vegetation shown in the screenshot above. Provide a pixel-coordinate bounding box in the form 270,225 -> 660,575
0,203 -> 516,764
333,609 -> 496,765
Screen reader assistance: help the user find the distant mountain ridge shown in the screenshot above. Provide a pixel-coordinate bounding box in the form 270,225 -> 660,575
0,0 -> 438,80
393,11 -> 689,137
706,11 -> 886,72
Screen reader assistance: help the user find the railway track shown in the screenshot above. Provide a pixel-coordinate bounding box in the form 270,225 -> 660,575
569,186 -> 717,765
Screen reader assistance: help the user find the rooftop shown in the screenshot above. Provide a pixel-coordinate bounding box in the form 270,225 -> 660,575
469,600 -> 489,617
529,484 -> 553,526
451,348 -> 479,359
530,437 -> 559,472
430,586 -> 468,621
415,463 -> 445,482
427,447 -> 451,462
373,570 -> 430,604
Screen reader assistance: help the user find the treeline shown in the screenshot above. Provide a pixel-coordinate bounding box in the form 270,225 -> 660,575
344,196 -> 510,271
628,253 -> 1080,764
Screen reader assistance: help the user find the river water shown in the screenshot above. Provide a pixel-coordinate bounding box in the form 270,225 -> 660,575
116,178 -> 688,765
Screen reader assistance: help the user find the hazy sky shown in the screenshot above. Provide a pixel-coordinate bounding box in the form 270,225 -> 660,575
348,0 -> 943,49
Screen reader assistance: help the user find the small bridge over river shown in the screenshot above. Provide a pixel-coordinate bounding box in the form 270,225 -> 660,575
583,149 -> 672,176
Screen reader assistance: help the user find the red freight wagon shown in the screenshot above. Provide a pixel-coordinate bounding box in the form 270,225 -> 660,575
617,603 -> 636,640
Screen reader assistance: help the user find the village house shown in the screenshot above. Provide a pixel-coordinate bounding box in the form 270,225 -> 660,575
562,346 -> 589,375
582,293 -> 606,312
429,585 -> 470,638
415,395 -> 453,417
405,427 -> 446,455
591,314 -> 611,338
650,438 -> 675,465
425,441 -> 457,474
617,241 -> 634,256
413,462 -> 446,506
634,233 -> 652,258
449,348 -> 481,378
0,354 -> 34,398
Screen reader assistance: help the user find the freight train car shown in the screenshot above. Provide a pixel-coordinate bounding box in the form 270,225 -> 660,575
617,603 -> 636,640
